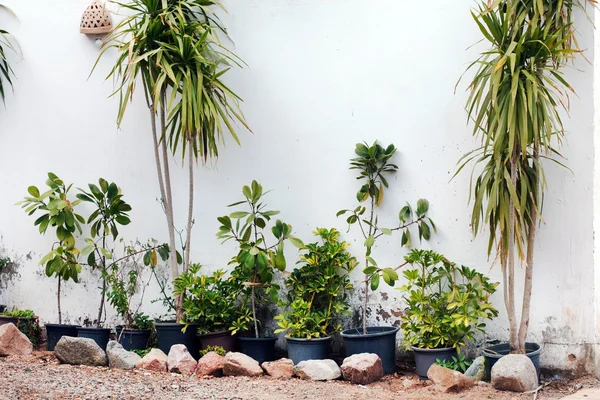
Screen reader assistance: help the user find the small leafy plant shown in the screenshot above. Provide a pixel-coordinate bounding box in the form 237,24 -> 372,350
216,180 -> 303,338
275,228 -> 357,339
434,354 -> 472,373
133,348 -> 152,358
0,309 -> 40,346
200,345 -> 226,357
399,249 -> 499,351
337,142 -> 436,334
174,264 -> 245,334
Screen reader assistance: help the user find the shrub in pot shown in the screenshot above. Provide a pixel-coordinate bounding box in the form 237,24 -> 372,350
0,309 -> 41,348
398,249 -> 499,379
275,228 -> 357,364
216,180 -> 303,363
174,265 -> 245,355
337,141 -> 436,374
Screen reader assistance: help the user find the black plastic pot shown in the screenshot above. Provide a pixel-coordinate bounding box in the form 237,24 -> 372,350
155,322 -> 199,359
483,342 -> 541,380
197,330 -> 237,352
412,346 -> 457,380
77,327 -> 111,350
45,324 -> 80,351
118,329 -> 152,351
286,336 -> 330,364
0,315 -> 34,328
341,326 -> 399,374
238,337 -> 277,364
0,305 -> 6,313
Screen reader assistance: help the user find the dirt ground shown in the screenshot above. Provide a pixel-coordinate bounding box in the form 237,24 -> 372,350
0,352 -> 598,400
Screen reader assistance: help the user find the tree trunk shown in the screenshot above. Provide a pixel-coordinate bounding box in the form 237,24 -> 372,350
362,275 -> 369,335
57,277 -> 62,325
507,155 -> 519,353
251,285 -> 259,338
184,136 -> 194,275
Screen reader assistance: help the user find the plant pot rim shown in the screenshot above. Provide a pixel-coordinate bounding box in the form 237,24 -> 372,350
197,330 -> 233,338
482,342 -> 541,359
286,336 -> 331,342
411,345 -> 455,353
341,326 -> 399,338
120,328 -> 152,333
77,327 -> 111,331
238,336 -> 277,342
155,322 -> 197,327
44,323 -> 80,328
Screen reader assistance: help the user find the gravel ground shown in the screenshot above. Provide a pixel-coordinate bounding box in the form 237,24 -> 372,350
0,352 -> 597,400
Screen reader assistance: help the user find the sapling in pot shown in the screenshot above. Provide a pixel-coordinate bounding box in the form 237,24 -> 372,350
216,180 -> 303,363
337,141 -> 436,374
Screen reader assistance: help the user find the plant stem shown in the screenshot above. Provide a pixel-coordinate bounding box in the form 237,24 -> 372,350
507,154 -> 519,353
184,136 -> 194,275
57,277 -> 62,325
251,284 -> 258,338
97,235 -> 107,328
362,193 -> 376,335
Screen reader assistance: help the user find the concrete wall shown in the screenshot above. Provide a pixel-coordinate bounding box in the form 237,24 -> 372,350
0,0 -> 597,375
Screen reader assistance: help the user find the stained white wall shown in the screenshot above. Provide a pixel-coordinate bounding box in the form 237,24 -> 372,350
0,0 -> 597,374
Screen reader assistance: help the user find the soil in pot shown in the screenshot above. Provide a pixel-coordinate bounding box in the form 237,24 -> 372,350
483,342 -> 541,380
197,330 -> 237,353
286,336 -> 330,364
45,324 -> 80,351
77,327 -> 111,350
118,329 -> 151,351
341,326 -> 399,374
155,323 -> 199,359
412,346 -> 457,380
238,337 -> 277,364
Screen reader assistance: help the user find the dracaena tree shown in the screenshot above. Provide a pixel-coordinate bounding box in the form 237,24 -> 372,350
457,0 -> 594,354
96,0 -> 249,321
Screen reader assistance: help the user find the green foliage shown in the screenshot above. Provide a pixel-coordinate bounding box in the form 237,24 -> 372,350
217,180 -> 303,337
337,142 -> 435,292
0,3 -> 19,103
0,309 -> 40,347
17,173 -> 85,283
275,228 -> 357,339
1,309 -> 34,318
174,264 -> 245,334
0,257 -> 11,273
434,354 -> 472,373
133,348 -> 152,358
200,345 -> 226,357
99,0 -> 249,161
399,250 -> 499,351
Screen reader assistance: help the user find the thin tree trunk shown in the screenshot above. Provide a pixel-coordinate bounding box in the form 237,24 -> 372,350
57,277 -> 62,325
184,136 -> 194,275
362,275 -> 369,335
507,155 -> 519,353
251,285 -> 259,338
518,156 -> 538,353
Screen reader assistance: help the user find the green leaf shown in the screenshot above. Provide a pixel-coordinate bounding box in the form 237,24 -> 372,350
27,186 -> 40,198
365,235 -> 375,248
100,248 -> 113,260
288,236 -> 304,249
230,211 -> 249,219
380,228 -> 392,235
416,199 -> 429,217
370,273 -> 380,291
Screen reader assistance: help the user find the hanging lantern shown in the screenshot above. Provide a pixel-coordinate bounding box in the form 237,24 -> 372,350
80,1 -> 112,35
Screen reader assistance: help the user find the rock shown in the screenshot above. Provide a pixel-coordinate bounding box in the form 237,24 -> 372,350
294,359 -> 341,381
427,364 -> 474,393
0,323 -> 33,356
341,353 -> 383,385
54,336 -> 107,366
262,358 -> 294,379
223,352 -> 263,377
491,354 -> 538,392
135,348 -> 168,372
196,351 -> 225,377
465,356 -> 486,382
106,340 -> 141,370
167,344 -> 197,376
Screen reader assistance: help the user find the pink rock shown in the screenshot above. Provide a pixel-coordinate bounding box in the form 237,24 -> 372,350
427,364 -> 474,393
0,323 -> 33,356
223,352 -> 263,377
135,348 -> 168,372
341,353 -> 383,385
196,351 -> 225,377
167,345 -> 197,376
262,358 -> 294,379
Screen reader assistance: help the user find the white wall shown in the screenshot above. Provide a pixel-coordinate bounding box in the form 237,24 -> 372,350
0,0 -> 597,375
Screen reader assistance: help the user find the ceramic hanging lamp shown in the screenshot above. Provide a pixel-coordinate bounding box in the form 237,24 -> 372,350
80,1 -> 112,35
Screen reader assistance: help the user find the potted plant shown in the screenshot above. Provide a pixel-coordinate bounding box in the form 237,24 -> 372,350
17,173 -> 84,350
96,0 -> 249,335
174,265 -> 245,355
456,1 -> 592,375
0,309 -> 41,347
0,2 -> 20,104
337,141 -> 436,374
106,241 -> 162,351
398,249 -> 499,379
216,180 -> 303,363
275,228 -> 357,364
